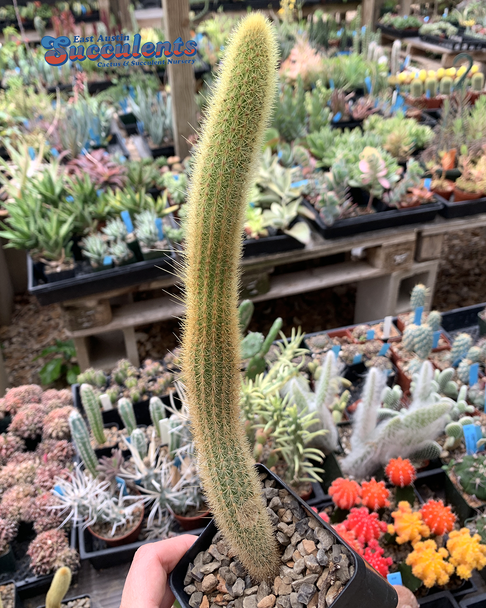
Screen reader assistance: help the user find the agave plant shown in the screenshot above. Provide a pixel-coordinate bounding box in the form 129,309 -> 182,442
102,217 -> 128,242
134,209 -> 160,249
81,234 -> 109,269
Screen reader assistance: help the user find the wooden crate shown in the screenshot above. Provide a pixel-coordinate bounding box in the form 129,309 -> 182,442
366,239 -> 415,272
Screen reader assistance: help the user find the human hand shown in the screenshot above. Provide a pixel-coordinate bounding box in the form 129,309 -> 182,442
120,535 -> 197,608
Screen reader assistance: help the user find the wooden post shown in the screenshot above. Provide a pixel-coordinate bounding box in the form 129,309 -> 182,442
399,0 -> 412,17
361,0 -> 377,28
162,0 -> 198,159
110,0 -> 133,31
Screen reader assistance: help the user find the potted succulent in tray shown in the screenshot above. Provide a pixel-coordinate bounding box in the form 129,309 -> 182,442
349,146 -> 400,211
169,13 -> 397,608
134,209 -> 169,261
34,211 -> 76,283
80,234 -> 112,272
36,566 -> 91,608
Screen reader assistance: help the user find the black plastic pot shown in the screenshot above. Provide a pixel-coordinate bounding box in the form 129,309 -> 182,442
479,312 -> 486,337
449,578 -> 477,602
93,422 -> 121,459
243,232 -> 305,257
27,245 -> 176,306
0,580 -> 23,608
37,594 -> 90,608
119,112 -> 138,135
0,415 -> 11,434
418,590 -> 460,607
0,547 -> 16,572
435,192 -> 486,219
330,119 -> 364,131
170,463 -> 398,608
302,199 -> 442,239
87,80 -> 113,95
44,267 -> 76,284
460,591 -> 486,607
440,303 -> 486,334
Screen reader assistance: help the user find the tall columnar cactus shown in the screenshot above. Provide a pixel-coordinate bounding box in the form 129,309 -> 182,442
68,410 -> 98,477
451,333 -> 473,364
80,383 -> 106,445
180,13 -> 280,580
149,396 -> 166,437
118,398 -> 137,435
46,567 -> 71,608
410,284 -> 428,309
131,428 -> 147,459
390,39 -> 401,75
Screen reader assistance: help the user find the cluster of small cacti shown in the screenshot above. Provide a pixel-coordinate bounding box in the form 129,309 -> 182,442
42,406 -> 73,440
389,501 -> 430,546
0,454 -> 37,492
0,516 -> 18,555
9,403 -> 47,439
420,499 -> 456,536
395,65 -> 484,96
0,433 -> 24,465
26,529 -> 79,576
26,493 -> 66,534
0,384 -> 43,415
328,476 -> 390,511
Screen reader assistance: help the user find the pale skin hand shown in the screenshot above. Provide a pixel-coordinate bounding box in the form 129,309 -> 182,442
120,535 -> 197,608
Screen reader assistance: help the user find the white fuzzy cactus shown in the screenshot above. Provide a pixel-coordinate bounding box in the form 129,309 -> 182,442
341,361 -> 452,479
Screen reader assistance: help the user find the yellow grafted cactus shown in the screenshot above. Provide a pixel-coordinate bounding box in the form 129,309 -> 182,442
447,528 -> 486,580
388,501 -> 430,546
181,13 -> 280,581
406,540 -> 454,588
46,567 -> 72,608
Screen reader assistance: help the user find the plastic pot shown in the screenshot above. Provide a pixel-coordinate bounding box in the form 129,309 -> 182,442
460,591 -> 486,607
418,590 -> 460,607
0,546 -> 16,572
36,594 -> 91,608
0,580 -> 22,608
169,463 -> 398,608
453,187 -> 484,202
88,502 -> 145,547
172,509 -> 211,532
479,312 -> 486,336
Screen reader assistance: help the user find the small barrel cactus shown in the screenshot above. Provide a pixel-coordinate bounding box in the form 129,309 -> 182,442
149,396 -> 166,436
328,477 -> 362,510
440,76 -> 453,95
385,457 -> 417,487
467,347 -> 482,363
68,410 -> 99,477
9,404 -> 47,439
118,398 -> 137,434
420,499 -> 455,535
410,284 -> 428,309
130,428 -> 147,459
402,324 -> 418,352
361,478 -> 390,511
0,433 -> 25,466
453,454 -> 486,501
27,529 -> 79,577
42,406 -> 73,440
451,333 -> 473,365
425,77 -> 437,98
472,72 -> 485,92
80,384 -> 106,445
2,385 -> 42,415
77,368 -> 106,389
457,359 -> 473,384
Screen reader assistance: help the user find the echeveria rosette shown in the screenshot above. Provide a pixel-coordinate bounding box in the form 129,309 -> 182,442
349,146 -> 401,210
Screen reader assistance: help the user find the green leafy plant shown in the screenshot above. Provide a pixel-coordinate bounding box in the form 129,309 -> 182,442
33,340 -> 80,386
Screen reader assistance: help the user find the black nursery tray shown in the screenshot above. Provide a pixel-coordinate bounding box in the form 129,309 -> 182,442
440,302 -> 486,337
119,112 -> 138,136
242,233 -> 305,257
302,199 -> 442,239
460,592 -> 486,607
418,591 -> 460,607
377,24 -> 420,38
27,246 -> 176,306
435,193 -> 486,219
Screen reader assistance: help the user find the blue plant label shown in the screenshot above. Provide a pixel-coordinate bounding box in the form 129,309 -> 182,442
53,484 -> 65,496
116,477 -> 128,495
103,256 -> 112,266
329,78 -> 335,90
331,345 -> 341,357
387,572 -> 402,586
337,29 -> 343,36
452,358 -> 462,368
404,55 -> 411,68
433,331 -> 441,349
155,217 -> 164,240
353,354 -> 363,365
121,210 -> 134,233
366,329 -> 375,340
424,178 -> 432,190
81,5 -> 86,13
96,189 -> 103,197
291,180 -> 308,188
425,89 -> 431,99
424,16 -> 429,22
173,455 -> 182,468
66,195 -> 74,203
277,150 -> 283,159
378,343 -> 390,356
361,25 -> 366,34
365,76 -> 372,93
119,155 -> 127,163
464,424 -> 479,455
173,174 -> 179,180
469,363 -> 479,386
414,306 -> 424,325
137,120 -> 144,134
51,148 -> 59,158
333,112 -> 342,122
28,147 -> 35,160
443,8 -> 449,17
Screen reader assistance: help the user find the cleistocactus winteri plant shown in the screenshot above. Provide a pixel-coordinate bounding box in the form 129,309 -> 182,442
451,333 -> 473,365
118,398 -> 137,435
450,454 -> 486,501
472,72 -> 485,93
42,406 -> 73,440
9,404 -> 47,439
440,77 -> 453,96
180,13 -> 281,581
80,383 -> 106,445
130,428 -> 147,459
341,363 -> 452,479
46,567 -> 72,608
410,284 -> 428,309
27,529 -> 79,577
68,410 -> 99,477
149,396 -> 166,437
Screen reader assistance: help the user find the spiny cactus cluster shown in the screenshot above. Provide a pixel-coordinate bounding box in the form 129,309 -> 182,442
0,516 -> 18,555
1,384 -> 43,415
450,454 -> 486,501
0,433 -> 25,466
0,454 -> 38,492
42,406 -> 73,440
27,529 -> 79,576
41,389 -> 73,410
27,493 -> 66,534
0,484 -> 36,523
9,403 -> 47,439
36,439 -> 75,465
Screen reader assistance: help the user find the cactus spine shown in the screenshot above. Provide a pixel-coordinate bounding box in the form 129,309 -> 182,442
149,396 -> 166,437
410,79 -> 423,98
131,428 -> 147,459
68,410 -> 98,477
80,383 -> 106,445
472,72 -> 485,92
46,567 -> 72,608
440,76 -> 453,95
425,77 -> 438,98
118,398 -> 137,434
391,39 -> 401,75
180,14 -> 280,580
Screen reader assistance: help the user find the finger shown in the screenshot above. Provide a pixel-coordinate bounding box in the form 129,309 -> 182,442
120,535 -> 197,608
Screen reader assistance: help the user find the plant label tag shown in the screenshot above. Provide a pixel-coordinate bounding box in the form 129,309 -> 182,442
476,426 -> 485,452
365,76 -> 372,93
433,331 -> 441,348
53,484 -> 65,496
424,178 -> 432,190
469,363 -> 479,386
331,345 -> 341,357
387,572 -> 402,586
28,147 -> 35,160
404,55 -> 411,68
116,476 -> 128,495
277,150 -> 282,158
452,358 -> 462,368
425,89 -> 431,99
121,210 -> 134,233
136,120 -> 144,134
366,329 -> 375,340
159,418 -> 171,445
330,78 -> 335,90
333,112 -> 341,122
383,316 -> 393,339
99,394 -> 113,412
414,306 -> 424,325
424,16 -> 429,22
155,218 -> 164,240
291,180 -> 308,188
379,343 -> 390,356
464,424 -> 479,455
353,354 -> 362,364
103,256 -> 112,266
51,148 -> 59,158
